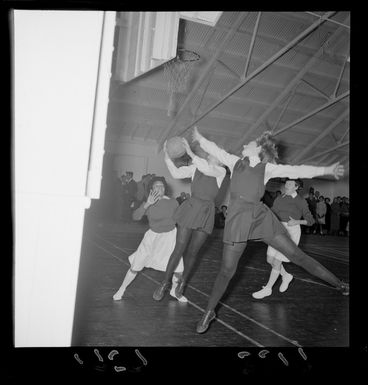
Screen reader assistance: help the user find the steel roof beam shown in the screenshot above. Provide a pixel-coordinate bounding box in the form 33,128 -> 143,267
274,91 -> 349,137
190,65 -> 217,120
332,54 -> 349,98
241,11 -> 262,80
272,85 -> 299,132
157,12 -> 247,148
167,11 -> 336,146
339,127 -> 350,143
305,11 -> 350,29
232,14 -> 347,151
301,79 -> 330,100
298,140 -> 349,163
315,153 -> 332,166
291,109 -> 349,163
217,59 -> 240,78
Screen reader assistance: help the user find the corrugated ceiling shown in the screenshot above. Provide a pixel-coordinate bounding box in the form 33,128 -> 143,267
107,11 -> 349,167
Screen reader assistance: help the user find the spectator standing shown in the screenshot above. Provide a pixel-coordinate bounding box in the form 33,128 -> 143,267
315,195 -> 327,235
324,197 -> 331,234
120,174 -> 133,221
330,197 -> 341,236
306,191 -> 317,234
340,197 -> 349,236
122,171 -> 138,222
136,174 -> 149,205
114,174 -> 125,221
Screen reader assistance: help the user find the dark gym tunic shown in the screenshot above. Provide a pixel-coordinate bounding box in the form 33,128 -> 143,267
165,155 -> 226,234
174,169 -> 220,234
198,136 -> 330,244
225,161 -> 287,243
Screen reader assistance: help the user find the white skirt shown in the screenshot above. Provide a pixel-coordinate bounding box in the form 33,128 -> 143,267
267,222 -> 301,262
129,227 -> 184,272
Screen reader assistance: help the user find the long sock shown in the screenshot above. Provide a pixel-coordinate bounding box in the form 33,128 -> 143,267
265,234 -> 342,287
206,242 -> 247,311
113,269 -> 137,299
265,268 -> 280,289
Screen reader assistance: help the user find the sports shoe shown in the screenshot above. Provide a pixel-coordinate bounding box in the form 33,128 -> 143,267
169,286 -> 188,303
196,310 -> 216,334
252,286 -> 272,299
279,273 -> 294,293
153,281 -> 170,301
112,292 -> 123,301
174,278 -> 186,298
339,282 -> 349,296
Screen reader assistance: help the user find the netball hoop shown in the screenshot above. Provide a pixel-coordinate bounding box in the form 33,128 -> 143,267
163,49 -> 200,117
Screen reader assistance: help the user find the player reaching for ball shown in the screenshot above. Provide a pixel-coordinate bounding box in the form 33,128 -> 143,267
192,127 -> 349,334
152,137 -> 226,301
165,136 -> 187,158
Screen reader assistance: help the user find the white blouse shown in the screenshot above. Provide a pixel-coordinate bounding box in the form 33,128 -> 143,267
198,136 -> 327,185
165,154 -> 226,188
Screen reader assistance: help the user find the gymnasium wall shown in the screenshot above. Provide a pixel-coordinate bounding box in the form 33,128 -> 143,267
104,134 -> 192,198
299,177 -> 349,199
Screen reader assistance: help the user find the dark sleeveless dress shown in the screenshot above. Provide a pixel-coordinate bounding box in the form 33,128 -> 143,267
224,160 -> 287,243
173,168 -> 219,234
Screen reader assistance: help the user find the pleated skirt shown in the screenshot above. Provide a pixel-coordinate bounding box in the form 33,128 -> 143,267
129,228 -> 184,272
223,198 -> 287,244
173,197 -> 215,234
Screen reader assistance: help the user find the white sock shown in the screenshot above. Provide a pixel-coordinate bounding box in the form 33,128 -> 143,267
172,273 -> 182,285
264,268 -> 280,289
280,265 -> 288,277
113,270 -> 137,300
171,273 -> 188,302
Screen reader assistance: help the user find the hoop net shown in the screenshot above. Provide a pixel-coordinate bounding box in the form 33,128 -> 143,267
164,49 -> 200,116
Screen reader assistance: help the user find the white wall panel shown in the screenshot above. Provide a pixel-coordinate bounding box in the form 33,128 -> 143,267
14,10 -> 111,346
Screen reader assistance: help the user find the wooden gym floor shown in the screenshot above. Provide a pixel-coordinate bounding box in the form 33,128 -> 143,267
72,217 -> 349,347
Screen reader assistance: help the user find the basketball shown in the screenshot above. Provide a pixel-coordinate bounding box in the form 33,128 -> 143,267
166,136 -> 186,158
